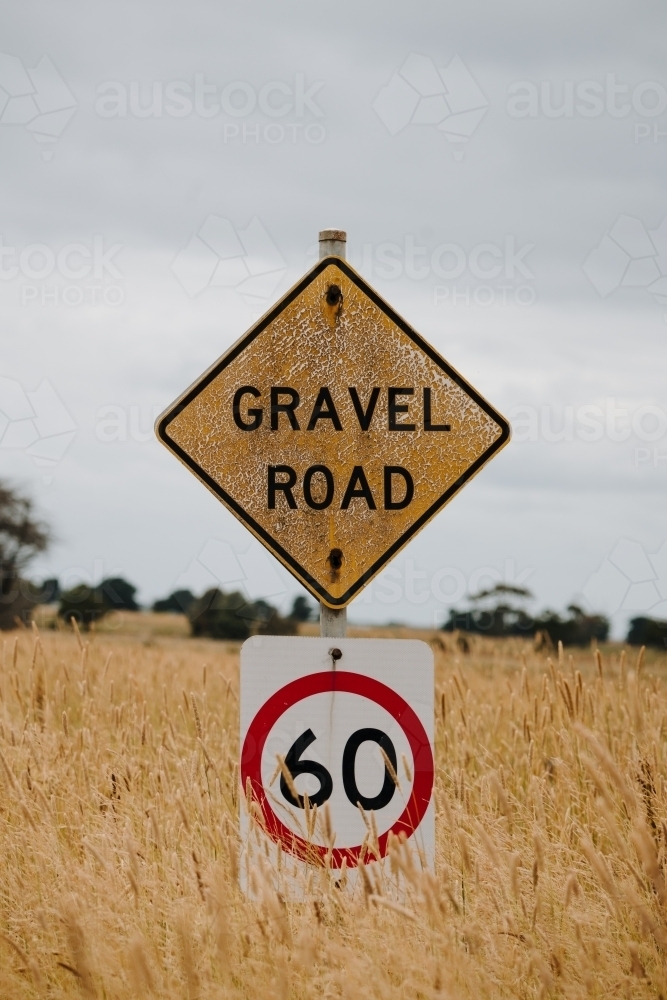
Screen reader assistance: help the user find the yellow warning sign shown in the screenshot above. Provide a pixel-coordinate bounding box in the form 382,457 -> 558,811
157,257 -> 510,607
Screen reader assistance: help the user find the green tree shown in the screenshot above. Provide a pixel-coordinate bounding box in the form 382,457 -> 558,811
0,482 -> 50,630
443,583 -> 535,637
187,589 -> 253,640
443,585 -> 609,647
58,584 -> 110,629
99,577 -> 139,611
289,594 -> 315,622
187,588 -> 297,640
627,616 -> 667,649
152,589 -> 195,614
58,576 -> 140,630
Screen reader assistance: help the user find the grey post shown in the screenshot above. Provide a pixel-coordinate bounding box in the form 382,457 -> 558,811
319,228 -> 347,639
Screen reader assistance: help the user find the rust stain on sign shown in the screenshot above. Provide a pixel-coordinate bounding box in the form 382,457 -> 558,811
157,258 -> 510,607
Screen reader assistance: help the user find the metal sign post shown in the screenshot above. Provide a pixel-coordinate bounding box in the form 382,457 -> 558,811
318,229 -> 347,639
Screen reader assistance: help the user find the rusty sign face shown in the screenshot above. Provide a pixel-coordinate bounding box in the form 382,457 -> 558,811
156,257 -> 510,608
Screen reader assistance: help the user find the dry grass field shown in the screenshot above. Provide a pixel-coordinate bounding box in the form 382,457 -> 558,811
1,621 -> 666,998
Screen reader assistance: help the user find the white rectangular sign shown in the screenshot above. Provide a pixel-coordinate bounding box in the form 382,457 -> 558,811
240,635 -> 434,893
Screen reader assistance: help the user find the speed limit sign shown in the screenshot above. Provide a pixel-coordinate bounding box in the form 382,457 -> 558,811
240,635 -> 434,885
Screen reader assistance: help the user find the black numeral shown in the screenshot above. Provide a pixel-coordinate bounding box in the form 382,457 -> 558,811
280,728 -> 333,807
280,727 -> 398,812
342,728 -> 397,811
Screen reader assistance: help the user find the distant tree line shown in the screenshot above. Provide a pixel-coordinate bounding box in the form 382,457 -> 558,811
441,584 -> 667,650
151,587 -> 314,640
0,478 -> 317,638
58,577 -> 139,627
2,479 -> 667,645
51,579 -> 313,639
442,584 -> 611,647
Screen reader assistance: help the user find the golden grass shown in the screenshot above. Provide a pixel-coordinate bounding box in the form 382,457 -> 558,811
1,623 -> 666,998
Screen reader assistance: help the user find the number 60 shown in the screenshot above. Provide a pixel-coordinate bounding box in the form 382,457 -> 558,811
280,727 -> 398,811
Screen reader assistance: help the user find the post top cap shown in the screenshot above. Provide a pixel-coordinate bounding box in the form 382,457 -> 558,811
319,229 -> 347,242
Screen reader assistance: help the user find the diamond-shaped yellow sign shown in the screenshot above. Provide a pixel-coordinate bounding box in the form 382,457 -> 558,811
156,257 -> 510,607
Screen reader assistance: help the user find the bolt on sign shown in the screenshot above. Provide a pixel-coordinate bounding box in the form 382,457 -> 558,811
156,254 -> 510,607
240,635 -> 434,891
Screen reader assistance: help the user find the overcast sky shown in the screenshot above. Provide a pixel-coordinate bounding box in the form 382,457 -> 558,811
2,0 -> 666,636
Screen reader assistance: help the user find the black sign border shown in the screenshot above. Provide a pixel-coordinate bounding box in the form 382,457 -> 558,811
157,256 -> 511,607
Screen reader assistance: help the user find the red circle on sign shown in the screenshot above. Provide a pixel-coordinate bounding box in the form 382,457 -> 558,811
240,670 -> 434,868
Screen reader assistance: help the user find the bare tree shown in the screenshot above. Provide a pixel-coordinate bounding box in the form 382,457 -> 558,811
0,482 -> 51,630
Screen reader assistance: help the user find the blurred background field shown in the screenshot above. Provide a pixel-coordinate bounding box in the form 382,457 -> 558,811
1,622 -> 667,998
32,605 -> 471,643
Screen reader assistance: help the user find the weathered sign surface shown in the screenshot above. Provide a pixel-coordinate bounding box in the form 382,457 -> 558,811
157,256 -> 509,607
